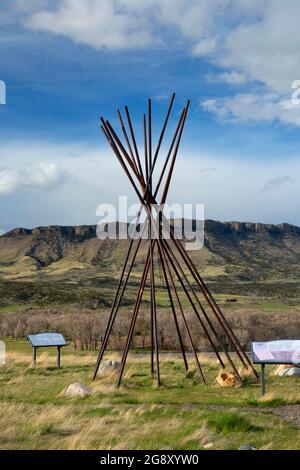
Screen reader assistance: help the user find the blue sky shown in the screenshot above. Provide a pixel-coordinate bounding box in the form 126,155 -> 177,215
1,0 -> 300,232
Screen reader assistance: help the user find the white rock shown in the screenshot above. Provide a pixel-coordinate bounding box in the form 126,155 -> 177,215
280,367 -> 300,377
203,442 -> 213,449
65,382 -> 91,397
98,360 -> 120,375
238,444 -> 257,450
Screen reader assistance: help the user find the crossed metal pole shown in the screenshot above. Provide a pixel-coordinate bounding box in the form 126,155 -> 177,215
93,94 -> 258,386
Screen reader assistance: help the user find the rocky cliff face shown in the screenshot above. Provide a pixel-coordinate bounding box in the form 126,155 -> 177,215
1,220 -> 300,281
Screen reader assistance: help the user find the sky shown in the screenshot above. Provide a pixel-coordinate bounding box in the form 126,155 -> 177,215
1,0 -> 300,233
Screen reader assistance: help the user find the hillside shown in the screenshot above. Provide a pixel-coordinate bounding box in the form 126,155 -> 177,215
0,220 -> 300,282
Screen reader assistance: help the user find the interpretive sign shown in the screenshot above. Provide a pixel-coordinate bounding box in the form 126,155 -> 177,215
252,340 -> 300,364
27,333 -> 67,368
252,340 -> 300,396
28,333 -> 67,348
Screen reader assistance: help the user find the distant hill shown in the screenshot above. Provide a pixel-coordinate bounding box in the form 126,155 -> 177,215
0,220 -> 300,282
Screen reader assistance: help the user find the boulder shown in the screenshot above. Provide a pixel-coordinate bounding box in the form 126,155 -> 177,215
98,360 -> 120,375
238,444 -> 257,451
203,442 -> 213,449
216,371 -> 240,387
65,382 -> 91,397
274,364 -> 293,376
280,367 -> 300,377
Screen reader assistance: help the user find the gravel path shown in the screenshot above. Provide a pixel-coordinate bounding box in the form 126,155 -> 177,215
273,405 -> 300,428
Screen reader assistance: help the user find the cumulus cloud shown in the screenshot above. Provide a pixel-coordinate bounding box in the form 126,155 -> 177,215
24,0 -> 153,49
207,71 -> 248,85
201,93 -> 300,127
3,0 -> 300,126
20,0 -> 227,51
0,162 -> 65,195
220,0 -> 300,94
19,0 -> 297,90
3,0 -> 298,92
260,175 -> 293,194
192,37 -> 218,57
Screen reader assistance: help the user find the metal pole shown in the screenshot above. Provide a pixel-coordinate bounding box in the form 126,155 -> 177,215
57,347 -> 61,368
159,242 -> 205,383
167,233 -> 254,373
125,106 -> 145,184
149,223 -> 160,386
162,239 -> 245,380
116,242 -> 154,387
93,234 -> 145,381
148,220 -> 154,375
32,347 -> 37,367
117,109 -> 139,175
156,241 -> 189,370
261,363 -> 266,396
143,114 -> 149,182
96,94 -> 254,385
148,98 -> 152,193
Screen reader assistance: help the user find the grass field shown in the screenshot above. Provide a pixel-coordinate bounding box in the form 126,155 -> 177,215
1,341 -> 300,450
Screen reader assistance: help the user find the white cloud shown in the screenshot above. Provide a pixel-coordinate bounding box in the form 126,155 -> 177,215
221,0 -> 300,94
260,175 -> 293,194
207,70 -> 248,85
201,1 -> 300,126
172,151 -> 300,226
4,0 -> 299,94
3,0 -> 300,126
20,0 -> 225,51
202,93 -> 300,127
0,140 -> 299,229
192,37 -> 218,57
0,0 -> 49,26
0,162 -> 65,195
24,0 -> 153,49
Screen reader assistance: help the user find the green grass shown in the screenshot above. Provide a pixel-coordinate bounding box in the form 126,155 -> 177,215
0,345 -> 300,450
207,411 -> 261,434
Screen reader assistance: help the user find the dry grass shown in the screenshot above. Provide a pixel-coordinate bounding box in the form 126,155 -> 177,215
1,346 -> 300,450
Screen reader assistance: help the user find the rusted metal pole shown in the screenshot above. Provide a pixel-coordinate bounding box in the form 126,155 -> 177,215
125,106 -> 145,183
116,241 -> 154,387
161,239 -> 227,374
158,241 -> 205,382
96,94 -> 254,386
93,234 -> 145,381
153,107 -> 185,200
149,219 -> 160,386
143,114 -> 149,183
148,98 -> 152,193
161,102 -> 190,205
117,109 -> 139,175
167,233 -> 254,373
162,239 -> 244,381
104,106 -> 226,376
156,241 -> 188,371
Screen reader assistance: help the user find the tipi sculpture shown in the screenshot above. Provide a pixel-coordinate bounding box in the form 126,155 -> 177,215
93,94 -> 258,386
